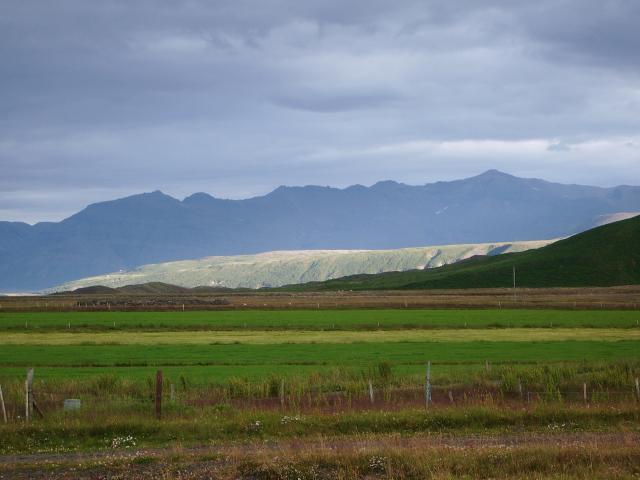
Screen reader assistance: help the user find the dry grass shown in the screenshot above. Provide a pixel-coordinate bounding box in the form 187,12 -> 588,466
3,432 -> 640,479
2,327 -> 639,345
2,285 -> 640,312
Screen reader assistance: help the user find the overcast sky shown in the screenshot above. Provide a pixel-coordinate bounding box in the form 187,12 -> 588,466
1,0 -> 639,223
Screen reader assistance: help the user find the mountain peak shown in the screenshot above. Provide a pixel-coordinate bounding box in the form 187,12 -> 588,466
476,169 -> 514,179
371,180 -> 403,190
124,190 -> 175,202
183,192 -> 217,204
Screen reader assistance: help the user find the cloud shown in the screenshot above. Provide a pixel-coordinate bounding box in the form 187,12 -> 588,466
0,0 -> 639,222
547,142 -> 571,152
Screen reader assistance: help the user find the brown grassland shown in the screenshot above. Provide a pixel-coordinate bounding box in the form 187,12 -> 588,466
2,285 -> 640,311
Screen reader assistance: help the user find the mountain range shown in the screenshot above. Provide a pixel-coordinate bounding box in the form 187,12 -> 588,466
2,169 -> 640,291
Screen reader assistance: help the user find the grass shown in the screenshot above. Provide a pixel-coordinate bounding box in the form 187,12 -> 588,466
4,441 -> 640,479
2,306 -> 639,477
1,404 -> 639,455
1,341 -> 639,370
2,328 -> 639,345
1,359 -> 638,396
1,309 -> 639,331
230,445 -> 640,480
288,214 -> 640,290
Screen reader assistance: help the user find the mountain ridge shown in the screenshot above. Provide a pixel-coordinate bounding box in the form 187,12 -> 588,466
47,238 -> 553,292
285,215 -> 640,291
3,170 -> 640,291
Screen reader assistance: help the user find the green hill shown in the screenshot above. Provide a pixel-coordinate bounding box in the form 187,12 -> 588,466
288,215 -> 640,291
46,239 -> 551,292
53,282 -> 240,295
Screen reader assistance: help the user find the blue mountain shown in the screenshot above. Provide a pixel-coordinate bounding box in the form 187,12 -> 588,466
1,170 -> 639,290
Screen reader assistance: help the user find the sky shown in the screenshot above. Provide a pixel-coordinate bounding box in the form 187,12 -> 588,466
1,0 -> 639,223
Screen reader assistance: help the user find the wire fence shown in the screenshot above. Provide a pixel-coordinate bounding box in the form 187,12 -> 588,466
1,377 -> 639,423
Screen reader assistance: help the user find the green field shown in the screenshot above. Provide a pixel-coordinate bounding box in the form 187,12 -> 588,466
1,340 -> 639,386
1,309 -> 639,331
2,306 -> 640,475
0,309 -> 639,387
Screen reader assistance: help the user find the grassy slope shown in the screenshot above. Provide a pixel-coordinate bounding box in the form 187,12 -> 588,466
48,240 -> 552,292
291,215 -> 640,290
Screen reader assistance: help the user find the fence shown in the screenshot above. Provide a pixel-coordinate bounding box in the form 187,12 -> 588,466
1,368 -> 638,422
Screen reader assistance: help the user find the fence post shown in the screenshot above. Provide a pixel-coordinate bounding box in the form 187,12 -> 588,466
425,362 -> 432,409
635,378 -> 639,402
280,379 -> 285,408
0,385 -> 6,423
25,368 -> 34,421
155,370 -> 163,420
583,382 -> 587,404
448,390 -> 454,404
368,380 -> 374,404
518,380 -> 523,400
25,380 -> 29,421
170,383 -> 175,403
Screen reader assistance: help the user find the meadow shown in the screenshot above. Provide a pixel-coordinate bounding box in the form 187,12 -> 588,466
1,309 -> 639,390
1,308 -> 639,330
1,307 -> 639,478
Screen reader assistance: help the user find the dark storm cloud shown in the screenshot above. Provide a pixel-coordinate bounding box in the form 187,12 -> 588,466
1,0 -> 639,222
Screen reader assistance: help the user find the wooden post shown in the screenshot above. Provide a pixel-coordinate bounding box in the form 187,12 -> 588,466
0,385 -> 7,423
155,370 -> 162,420
25,368 -> 34,421
485,360 -> 490,374
368,380 -> 374,404
25,380 -> 29,421
170,383 -> 175,403
280,379 -> 285,408
518,380 -> 523,399
448,390 -> 454,404
635,378 -> 639,402
583,382 -> 587,404
424,362 -> 432,409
